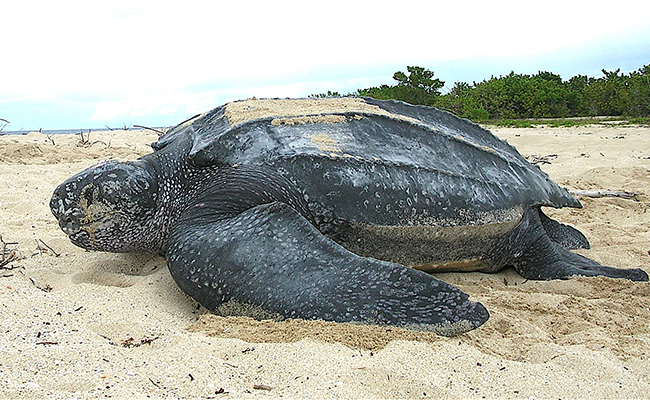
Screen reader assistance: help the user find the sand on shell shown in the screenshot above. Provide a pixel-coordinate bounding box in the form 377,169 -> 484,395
0,124 -> 649,399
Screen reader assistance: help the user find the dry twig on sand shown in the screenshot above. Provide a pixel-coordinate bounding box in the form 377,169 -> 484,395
525,154 -> 558,165
77,130 -> 108,148
0,234 -> 20,270
35,239 -> 60,257
104,123 -> 131,131
133,125 -> 166,136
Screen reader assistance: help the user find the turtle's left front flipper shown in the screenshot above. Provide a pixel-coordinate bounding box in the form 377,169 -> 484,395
167,202 -> 489,336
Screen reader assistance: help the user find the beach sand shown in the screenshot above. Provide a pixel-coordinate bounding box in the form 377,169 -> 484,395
0,124 -> 649,398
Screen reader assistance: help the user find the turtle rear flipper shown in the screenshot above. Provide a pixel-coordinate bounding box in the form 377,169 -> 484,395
166,202 -> 489,336
500,208 -> 648,281
531,244 -> 649,281
538,208 -> 590,250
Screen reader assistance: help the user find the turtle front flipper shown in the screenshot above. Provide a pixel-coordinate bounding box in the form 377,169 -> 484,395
166,202 -> 489,336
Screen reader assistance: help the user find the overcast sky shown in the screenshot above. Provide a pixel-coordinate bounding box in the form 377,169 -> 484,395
2,0 -> 649,131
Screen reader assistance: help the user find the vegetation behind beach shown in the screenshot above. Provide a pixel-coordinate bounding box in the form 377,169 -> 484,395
314,64 -> 650,125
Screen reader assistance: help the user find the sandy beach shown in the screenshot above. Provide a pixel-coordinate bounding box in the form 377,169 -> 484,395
1,123 -> 649,399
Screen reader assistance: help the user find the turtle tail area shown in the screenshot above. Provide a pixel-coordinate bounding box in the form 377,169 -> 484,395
495,207 -> 649,282
167,201 -> 489,336
537,208 -> 590,250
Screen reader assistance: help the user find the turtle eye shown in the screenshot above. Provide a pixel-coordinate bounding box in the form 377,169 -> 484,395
132,176 -> 150,192
79,184 -> 98,208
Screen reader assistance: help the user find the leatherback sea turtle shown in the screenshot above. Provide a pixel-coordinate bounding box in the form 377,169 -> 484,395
50,98 -> 648,335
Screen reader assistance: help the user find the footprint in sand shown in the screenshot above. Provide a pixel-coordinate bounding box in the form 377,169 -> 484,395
29,253 -> 164,291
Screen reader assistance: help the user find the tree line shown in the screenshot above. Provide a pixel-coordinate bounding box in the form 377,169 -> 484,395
316,64 -> 650,121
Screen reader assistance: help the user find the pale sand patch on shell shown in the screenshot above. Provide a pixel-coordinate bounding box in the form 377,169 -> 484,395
224,97 -> 420,126
271,115 -> 347,126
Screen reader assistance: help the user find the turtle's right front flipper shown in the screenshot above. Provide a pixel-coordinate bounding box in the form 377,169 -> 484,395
166,202 -> 489,336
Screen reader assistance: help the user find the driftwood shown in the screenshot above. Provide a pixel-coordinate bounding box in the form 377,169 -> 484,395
570,189 -> 640,199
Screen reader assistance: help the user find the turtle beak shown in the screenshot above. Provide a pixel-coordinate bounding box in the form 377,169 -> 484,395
58,208 -> 84,236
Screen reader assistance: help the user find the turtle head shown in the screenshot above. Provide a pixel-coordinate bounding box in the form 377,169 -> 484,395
50,160 -> 160,253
